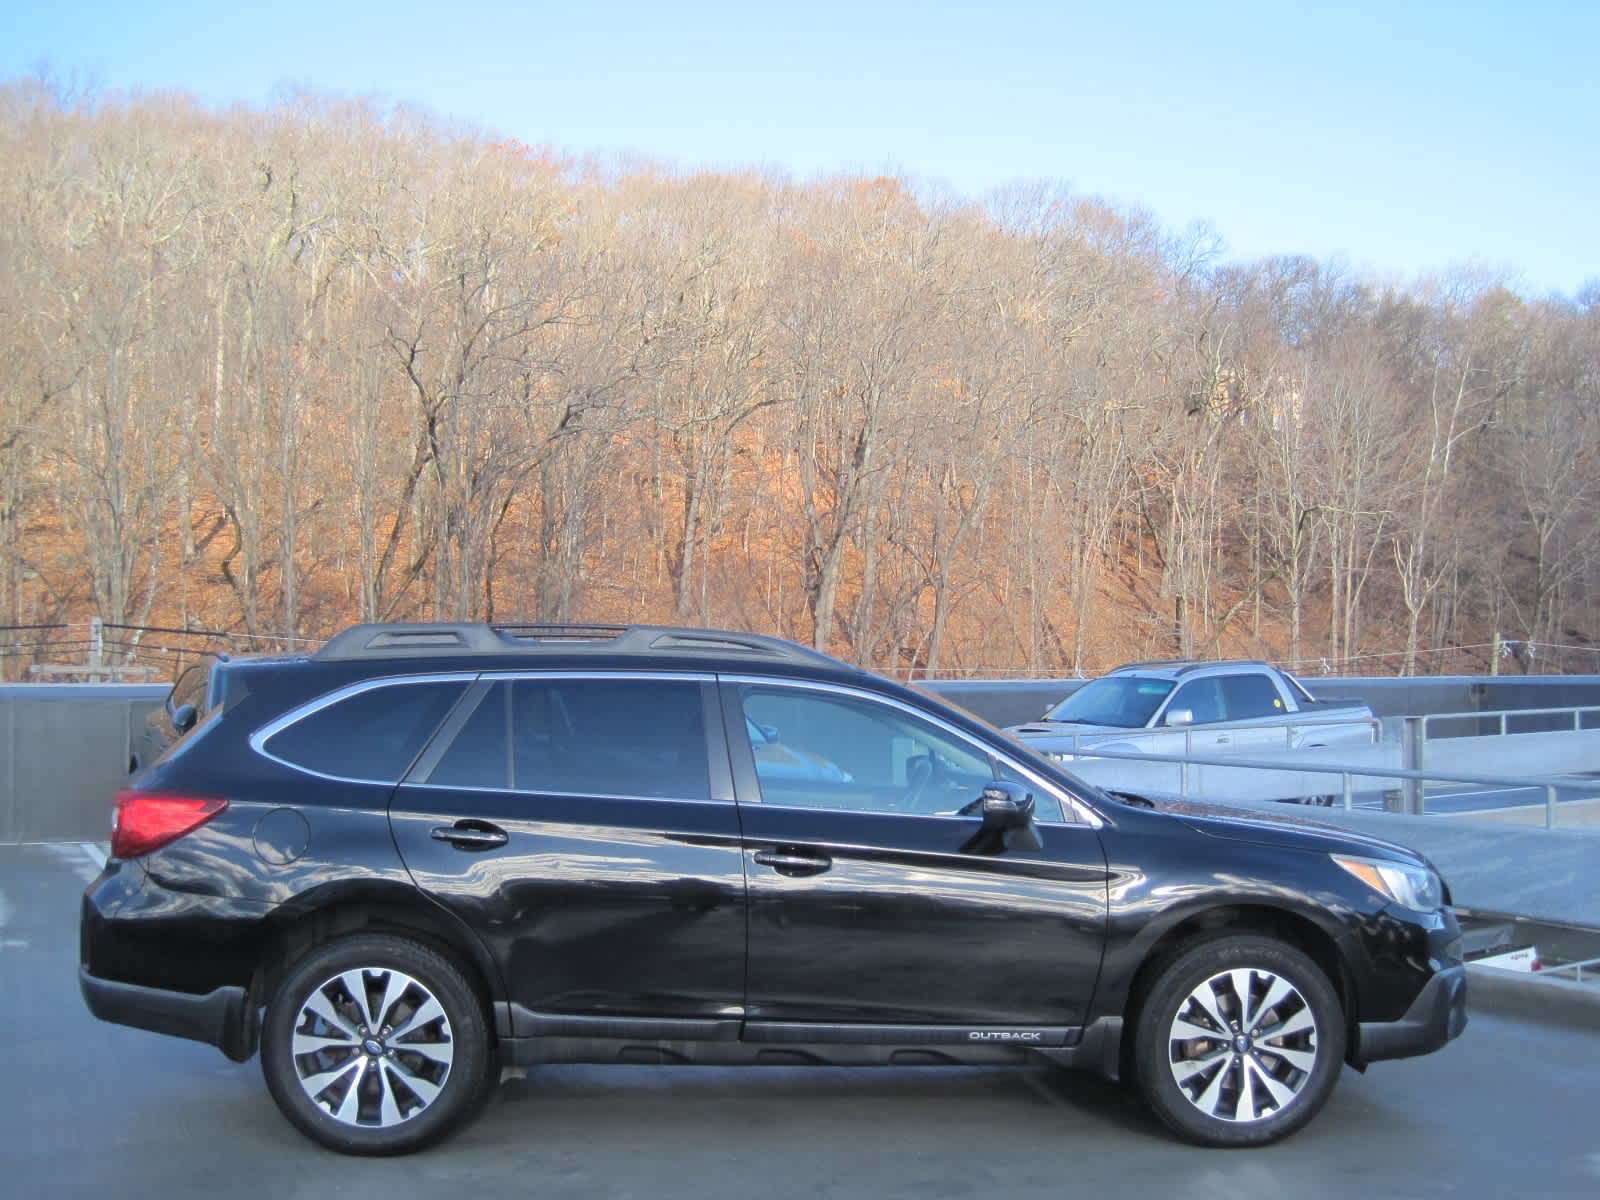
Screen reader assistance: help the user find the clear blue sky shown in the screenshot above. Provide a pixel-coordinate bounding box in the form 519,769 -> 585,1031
4,1 -> 1596,295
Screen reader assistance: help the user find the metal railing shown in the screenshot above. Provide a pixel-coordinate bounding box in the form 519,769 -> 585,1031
1422,705 -> 1600,738
1539,957 -> 1600,984
1051,713 -> 1383,756
1058,744 -> 1599,829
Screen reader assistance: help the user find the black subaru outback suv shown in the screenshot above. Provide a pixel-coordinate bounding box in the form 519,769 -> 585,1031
81,623 -> 1466,1155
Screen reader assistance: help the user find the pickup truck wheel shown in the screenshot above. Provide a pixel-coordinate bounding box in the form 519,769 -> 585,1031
261,933 -> 491,1156
1133,935 -> 1344,1147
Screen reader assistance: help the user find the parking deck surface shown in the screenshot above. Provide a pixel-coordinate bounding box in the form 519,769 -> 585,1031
5,842 -> 1597,1199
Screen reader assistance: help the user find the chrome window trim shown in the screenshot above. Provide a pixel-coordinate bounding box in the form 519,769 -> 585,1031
400,780 -> 729,806
472,669 -> 717,683
249,673 -> 483,785
721,674 -> 1105,829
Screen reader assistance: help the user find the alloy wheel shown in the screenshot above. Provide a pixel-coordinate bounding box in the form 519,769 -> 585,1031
1167,967 -> 1319,1123
290,967 -> 455,1128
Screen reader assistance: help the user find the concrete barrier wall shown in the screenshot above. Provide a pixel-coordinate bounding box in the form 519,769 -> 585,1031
1421,728 -> 1600,779
0,685 -> 167,844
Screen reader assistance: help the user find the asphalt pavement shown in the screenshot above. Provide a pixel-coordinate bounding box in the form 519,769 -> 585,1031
5,841 -> 1599,1199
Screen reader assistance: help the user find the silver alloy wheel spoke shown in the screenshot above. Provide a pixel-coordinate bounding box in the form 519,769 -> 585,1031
303,990 -> 360,1040
1191,980 -> 1231,1032
378,1063 -> 405,1127
340,970 -> 378,1030
293,1030 -> 357,1056
1260,1042 -> 1317,1073
291,966 -> 453,1129
386,1054 -> 444,1105
1246,1056 -> 1297,1108
1251,975 -> 1295,1027
396,1039 -> 453,1067
389,996 -> 445,1042
1168,967 -> 1318,1124
1171,1047 -> 1231,1084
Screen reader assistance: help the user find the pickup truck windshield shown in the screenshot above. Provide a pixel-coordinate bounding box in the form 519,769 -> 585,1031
1042,676 -> 1174,728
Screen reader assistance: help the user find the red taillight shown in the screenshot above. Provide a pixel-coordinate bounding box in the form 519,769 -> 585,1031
110,790 -> 227,859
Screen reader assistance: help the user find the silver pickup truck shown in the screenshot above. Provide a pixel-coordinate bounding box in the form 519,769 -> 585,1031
1005,660 -> 1376,770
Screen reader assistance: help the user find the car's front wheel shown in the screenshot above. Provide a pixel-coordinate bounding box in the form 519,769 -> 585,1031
260,933 -> 492,1155
1133,934 -> 1345,1147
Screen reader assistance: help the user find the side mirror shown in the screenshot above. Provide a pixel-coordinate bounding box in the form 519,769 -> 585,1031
1164,708 -> 1194,727
979,781 -> 1035,832
170,703 -> 198,734
962,781 -> 1041,854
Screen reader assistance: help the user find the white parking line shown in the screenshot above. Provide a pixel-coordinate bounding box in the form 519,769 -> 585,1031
79,842 -> 108,870
1425,787 -> 1541,804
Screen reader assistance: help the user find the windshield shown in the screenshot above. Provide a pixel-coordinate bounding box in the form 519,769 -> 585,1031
1042,675 -> 1175,728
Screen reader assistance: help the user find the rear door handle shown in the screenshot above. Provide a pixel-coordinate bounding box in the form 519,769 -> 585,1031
753,848 -> 833,876
1215,735 -> 1232,744
430,821 -> 508,850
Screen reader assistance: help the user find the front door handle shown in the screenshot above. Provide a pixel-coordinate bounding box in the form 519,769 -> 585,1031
431,821 -> 509,850
1215,735 -> 1231,744
753,848 -> 833,877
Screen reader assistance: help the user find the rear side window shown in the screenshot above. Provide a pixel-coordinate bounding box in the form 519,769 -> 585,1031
430,683 -> 511,788
263,681 -> 467,782
1221,674 -> 1284,721
427,677 -> 710,800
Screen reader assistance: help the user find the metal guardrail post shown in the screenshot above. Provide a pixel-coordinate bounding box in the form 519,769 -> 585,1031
1400,716 -> 1424,814
1546,785 -> 1557,829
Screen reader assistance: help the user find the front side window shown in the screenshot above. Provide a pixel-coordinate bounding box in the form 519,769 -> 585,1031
430,677 -> 711,800
1166,678 -> 1226,725
738,685 -> 1035,817
263,680 -> 468,781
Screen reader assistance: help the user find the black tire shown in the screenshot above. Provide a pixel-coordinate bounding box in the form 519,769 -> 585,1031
1132,934 -> 1345,1147
260,933 -> 492,1155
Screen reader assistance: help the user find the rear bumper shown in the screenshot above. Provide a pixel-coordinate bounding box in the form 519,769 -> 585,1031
79,966 -> 253,1062
1355,964 -> 1468,1064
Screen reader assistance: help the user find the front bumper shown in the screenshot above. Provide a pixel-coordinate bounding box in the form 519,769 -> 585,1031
1354,964 -> 1468,1064
79,966 -> 254,1062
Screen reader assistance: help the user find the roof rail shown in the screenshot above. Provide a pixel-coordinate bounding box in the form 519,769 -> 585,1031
314,622 -> 849,669
1109,658 -> 1272,675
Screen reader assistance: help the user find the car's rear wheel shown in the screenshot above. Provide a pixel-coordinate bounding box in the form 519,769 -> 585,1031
1133,934 -> 1345,1147
261,933 -> 491,1155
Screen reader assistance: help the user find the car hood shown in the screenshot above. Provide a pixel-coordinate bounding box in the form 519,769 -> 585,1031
1138,795 -> 1426,865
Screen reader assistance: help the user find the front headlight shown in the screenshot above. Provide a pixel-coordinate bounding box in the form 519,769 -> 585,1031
1331,854 -> 1444,911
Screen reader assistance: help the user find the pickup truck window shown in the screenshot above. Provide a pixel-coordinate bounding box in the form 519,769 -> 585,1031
1168,678 -> 1226,724
1221,674 -> 1284,721
1284,671 -> 1318,704
1043,676 -> 1174,728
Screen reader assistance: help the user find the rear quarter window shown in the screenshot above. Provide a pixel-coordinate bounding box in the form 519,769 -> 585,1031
262,680 -> 467,782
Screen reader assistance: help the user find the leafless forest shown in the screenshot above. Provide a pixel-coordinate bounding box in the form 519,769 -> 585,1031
2,82 -> 1597,679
